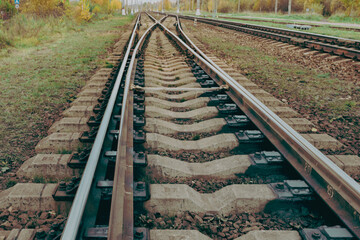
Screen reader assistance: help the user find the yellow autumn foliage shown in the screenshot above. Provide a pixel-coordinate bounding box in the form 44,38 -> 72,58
74,0 -> 93,22
110,0 -> 122,11
22,0 -> 66,16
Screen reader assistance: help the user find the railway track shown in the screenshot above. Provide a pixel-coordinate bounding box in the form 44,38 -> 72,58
160,12 -> 360,61
56,12 -> 360,239
1,12 -> 359,240
199,15 -> 360,32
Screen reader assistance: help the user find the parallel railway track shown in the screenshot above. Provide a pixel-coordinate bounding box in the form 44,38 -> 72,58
40,13 -> 360,239
159,13 -> 360,61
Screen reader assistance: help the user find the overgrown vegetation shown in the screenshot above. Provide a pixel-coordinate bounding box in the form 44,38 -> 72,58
0,0 -> 123,50
0,15 -> 134,181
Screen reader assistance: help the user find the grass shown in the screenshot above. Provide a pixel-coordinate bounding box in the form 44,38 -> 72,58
0,14 -> 134,170
0,14 -> 78,49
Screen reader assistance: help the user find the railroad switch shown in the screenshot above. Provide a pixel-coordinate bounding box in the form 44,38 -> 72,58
80,127 -> 99,143
134,115 -> 146,128
53,177 -> 80,201
68,147 -> 92,168
134,151 -> 148,167
84,226 -> 108,239
269,180 -> 313,201
134,228 -> 150,240
134,103 -> 145,114
134,130 -> 146,143
208,94 -> 231,106
134,182 -> 150,201
134,93 -> 145,103
225,115 -> 250,128
217,103 -> 239,114
235,130 -> 265,143
300,225 -> 353,240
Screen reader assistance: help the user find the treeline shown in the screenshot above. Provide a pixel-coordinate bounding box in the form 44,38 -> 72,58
178,0 -> 360,17
0,0 -> 122,21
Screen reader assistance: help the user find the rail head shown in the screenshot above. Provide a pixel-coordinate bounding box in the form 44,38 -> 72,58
155,16 -> 360,238
60,15 -> 141,240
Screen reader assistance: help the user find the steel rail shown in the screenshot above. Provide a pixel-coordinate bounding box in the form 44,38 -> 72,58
61,15 -> 141,240
153,15 -> 360,238
108,20 -> 158,239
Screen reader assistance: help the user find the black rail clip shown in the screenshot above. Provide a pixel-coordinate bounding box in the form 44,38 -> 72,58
93,102 -> 107,114
235,130 -> 265,143
52,177 -> 80,201
300,225 -> 353,240
134,228 -> 150,240
80,127 -> 99,143
208,94 -> 231,106
217,103 -> 239,114
134,182 -> 150,201
134,103 -> 145,114
134,93 -> 145,103
134,151 -> 148,167
199,80 -> 217,88
196,74 -> 210,82
134,115 -> 146,128
134,130 -> 146,143
67,147 -> 92,168
134,79 -> 145,87
87,113 -> 104,127
225,115 -> 250,128
250,151 -> 284,165
246,151 -> 284,176
269,180 -> 313,201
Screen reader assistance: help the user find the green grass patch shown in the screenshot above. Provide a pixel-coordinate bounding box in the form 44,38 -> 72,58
0,15 -> 134,168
